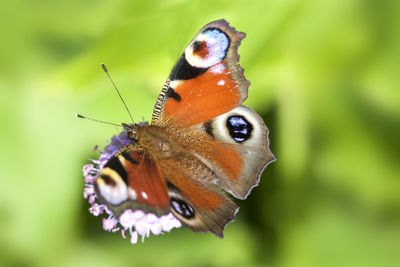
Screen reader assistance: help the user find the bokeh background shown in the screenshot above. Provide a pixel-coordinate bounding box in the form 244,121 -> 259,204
1,0 -> 399,266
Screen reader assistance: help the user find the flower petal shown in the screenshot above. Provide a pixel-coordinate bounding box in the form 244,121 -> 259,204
119,210 -> 135,228
130,231 -> 138,244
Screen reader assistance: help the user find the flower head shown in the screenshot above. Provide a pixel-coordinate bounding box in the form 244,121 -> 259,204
83,130 -> 181,244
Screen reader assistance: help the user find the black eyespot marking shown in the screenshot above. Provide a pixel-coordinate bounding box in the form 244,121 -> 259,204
121,151 -> 139,165
192,40 -> 203,52
100,174 -> 116,186
170,54 -> 208,80
104,156 -> 128,184
166,87 -> 181,102
171,198 -> 195,219
226,115 -> 253,143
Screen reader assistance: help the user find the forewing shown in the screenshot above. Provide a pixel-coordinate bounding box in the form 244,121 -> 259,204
95,148 -> 170,218
152,19 -> 249,128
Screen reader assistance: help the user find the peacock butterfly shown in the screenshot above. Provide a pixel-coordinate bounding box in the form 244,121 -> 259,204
90,19 -> 275,238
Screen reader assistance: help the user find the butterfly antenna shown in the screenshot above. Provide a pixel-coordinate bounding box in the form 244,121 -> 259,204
101,63 -> 135,124
75,113 -> 122,127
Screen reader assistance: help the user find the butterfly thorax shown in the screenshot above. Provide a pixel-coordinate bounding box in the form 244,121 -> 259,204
119,123 -> 210,162
133,125 -> 178,159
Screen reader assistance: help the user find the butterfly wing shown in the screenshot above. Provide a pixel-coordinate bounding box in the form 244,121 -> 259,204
94,147 -> 170,218
159,155 -> 238,238
193,105 -> 275,199
152,19 -> 249,128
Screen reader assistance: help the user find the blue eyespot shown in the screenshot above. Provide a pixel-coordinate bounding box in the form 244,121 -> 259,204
202,28 -> 229,61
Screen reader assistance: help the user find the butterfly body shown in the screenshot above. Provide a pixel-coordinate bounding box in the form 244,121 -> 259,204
94,20 -> 275,237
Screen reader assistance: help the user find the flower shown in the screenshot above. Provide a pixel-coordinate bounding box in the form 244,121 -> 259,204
83,130 -> 181,243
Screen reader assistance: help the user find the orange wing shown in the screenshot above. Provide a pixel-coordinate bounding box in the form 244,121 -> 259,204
95,149 -> 170,218
152,20 -> 249,128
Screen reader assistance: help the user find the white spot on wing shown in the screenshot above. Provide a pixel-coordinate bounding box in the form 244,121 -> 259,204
141,191 -> 148,199
169,80 -> 181,89
128,188 -> 137,200
217,80 -> 225,86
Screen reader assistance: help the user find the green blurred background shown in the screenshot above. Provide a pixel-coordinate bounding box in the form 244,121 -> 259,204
1,0 -> 399,266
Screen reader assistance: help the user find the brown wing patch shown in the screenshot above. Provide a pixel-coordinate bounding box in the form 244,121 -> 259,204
194,138 -> 243,182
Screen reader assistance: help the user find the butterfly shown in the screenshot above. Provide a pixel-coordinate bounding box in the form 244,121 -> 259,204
94,19 -> 275,237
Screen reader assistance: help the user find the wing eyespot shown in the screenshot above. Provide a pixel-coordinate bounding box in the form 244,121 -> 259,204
170,198 -> 195,219
104,156 -> 128,184
226,115 -> 253,143
100,174 -> 116,186
184,28 -> 230,69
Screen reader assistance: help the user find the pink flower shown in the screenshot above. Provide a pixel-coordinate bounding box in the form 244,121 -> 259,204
89,203 -> 104,216
84,175 -> 96,184
83,186 -> 94,199
102,217 -> 119,231
130,231 -> 138,244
